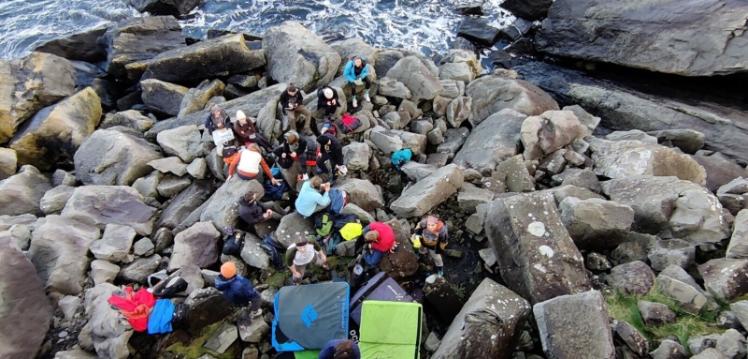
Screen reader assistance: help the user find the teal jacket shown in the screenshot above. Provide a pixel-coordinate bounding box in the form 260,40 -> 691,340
343,60 -> 369,83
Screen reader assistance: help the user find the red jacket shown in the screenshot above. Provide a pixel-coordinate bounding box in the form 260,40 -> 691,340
367,222 -> 395,253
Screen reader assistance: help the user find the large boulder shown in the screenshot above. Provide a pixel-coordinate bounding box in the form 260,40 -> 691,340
11,87 -> 102,170
607,261 -> 655,295
62,185 -> 157,235
75,127 -> 162,185
83,283 -> 132,359
391,164 -> 464,218
485,192 -> 590,304
100,110 -> 155,133
656,265 -> 713,314
533,290 -> 615,359
275,212 -> 315,248
140,79 -> 188,116
466,75 -> 558,125
535,0 -> 748,76
200,177 -> 264,231
240,232 -> 270,270
0,245 -> 52,359
156,124 -> 202,162
728,209 -> 748,259
342,141 -> 371,171
335,178 -> 385,212
107,16 -> 185,79
602,176 -> 730,244
501,0 -> 553,20
589,138 -> 707,186
89,224 -> 137,263
0,147 -> 17,180
699,258 -> 748,301
0,165 -> 50,216
520,110 -> 589,161
158,181 -> 212,229
330,38 -> 378,72
178,79 -> 225,117
0,52 -> 76,143
515,61 -> 748,161
35,26 -> 109,63
169,221 -> 221,270
559,197 -> 635,250
40,185 -> 75,214
453,109 -> 525,172
28,215 -> 100,295
432,278 -> 531,359
694,151 -> 748,192
129,0 -> 202,16
263,22 -> 340,92
384,56 -> 443,100
136,34 -> 265,83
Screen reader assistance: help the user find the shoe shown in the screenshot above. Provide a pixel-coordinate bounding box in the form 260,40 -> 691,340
352,97 -> 358,108
363,91 -> 371,103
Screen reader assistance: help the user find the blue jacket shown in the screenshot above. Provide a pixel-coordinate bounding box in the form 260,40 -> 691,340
343,60 -> 369,83
214,274 -> 258,306
295,181 -> 330,218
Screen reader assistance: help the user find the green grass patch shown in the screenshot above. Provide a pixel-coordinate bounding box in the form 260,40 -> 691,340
605,288 -> 722,349
165,322 -> 237,359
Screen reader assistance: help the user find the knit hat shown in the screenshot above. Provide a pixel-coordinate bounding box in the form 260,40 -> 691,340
236,110 -> 247,121
284,130 -> 299,143
220,262 -> 237,279
322,88 -> 334,99
292,244 -> 316,266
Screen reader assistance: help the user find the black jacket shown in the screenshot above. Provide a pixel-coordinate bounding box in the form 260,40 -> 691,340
238,199 -> 267,226
273,137 -> 310,169
317,134 -> 344,166
280,90 -> 304,111
317,87 -> 340,112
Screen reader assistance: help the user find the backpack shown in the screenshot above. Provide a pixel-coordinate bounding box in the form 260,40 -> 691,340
222,232 -> 244,256
328,188 -> 347,214
321,120 -> 338,137
339,222 -> 363,241
260,234 -> 284,269
263,179 -> 289,201
391,148 -> 413,167
340,113 -> 362,133
315,213 -> 334,237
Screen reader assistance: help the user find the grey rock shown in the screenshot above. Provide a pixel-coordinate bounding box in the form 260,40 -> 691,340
457,182 -> 495,213
392,129 -> 427,155
156,125 -> 203,163
445,96 -> 472,128
40,185 -> 74,214
89,224 -> 136,263
657,265 -> 710,314
157,175 -> 192,198
240,233 -> 270,270
369,126 -> 403,154
521,110 -> 589,161
478,247 -> 497,267
336,178 -> 385,212
439,79 -> 465,99
436,127 -> 470,158
650,339 -> 687,359
342,142 -> 371,171
62,185 -> 157,235
179,79 -> 225,117
585,252 -> 611,271
648,238 -> 696,271
638,300 -> 676,326
0,165 -> 51,216
432,279 -> 531,359
200,178 -> 264,230
275,212 -> 315,248
717,329 -> 746,359
100,110 -> 155,133
559,197 -> 634,250
605,129 -> 658,144
377,77 -> 412,99
400,162 -> 437,182
385,56 -> 442,100
184,287 -> 233,334
694,151 -> 748,193
727,209 -> 748,259
554,168 -> 601,193
486,192 -> 590,304
148,156 -> 188,176
391,164 -> 464,218
158,181 -> 212,229
107,16 -> 185,79
141,78 -> 188,116
613,320 -> 649,357
52,169 -> 76,187
132,170 -> 162,200
90,260 -> 120,285
730,301 -> 748,331
204,322 -> 238,353
341,203 -> 375,224
454,109 -> 525,172
133,237 -> 155,257
699,258 -> 748,301
238,314 -> 269,344
119,254 -> 161,283
546,185 -> 604,204
607,261 -> 655,295
129,0 -> 202,17
169,221 -> 221,270
35,24 -> 108,62
424,332 -> 441,353
495,155 -> 535,193
75,127 -> 162,185
0,148 -> 18,180
186,158 -> 208,179
649,129 -> 705,154
501,0 -> 552,20
562,105 -> 600,132
466,74 -> 558,125
54,348 -> 97,359
84,283 -> 132,358
533,290 -> 614,359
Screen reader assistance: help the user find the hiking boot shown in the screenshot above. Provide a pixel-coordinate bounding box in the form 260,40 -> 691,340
363,91 -> 371,103
352,96 -> 358,108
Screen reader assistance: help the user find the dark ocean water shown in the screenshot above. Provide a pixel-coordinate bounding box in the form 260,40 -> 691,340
0,0 -> 513,60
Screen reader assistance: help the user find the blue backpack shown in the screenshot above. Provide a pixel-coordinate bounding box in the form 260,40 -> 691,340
328,188 -> 347,214
391,148 -> 413,168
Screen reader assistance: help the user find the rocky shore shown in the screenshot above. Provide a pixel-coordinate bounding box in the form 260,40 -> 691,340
1,0 -> 748,358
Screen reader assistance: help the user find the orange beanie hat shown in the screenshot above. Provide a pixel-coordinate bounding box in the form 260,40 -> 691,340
221,262 -> 237,279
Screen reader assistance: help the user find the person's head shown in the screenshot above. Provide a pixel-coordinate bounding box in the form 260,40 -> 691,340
426,215 -> 443,233
309,176 -> 323,190
365,230 -> 379,243
211,104 -> 222,119
318,134 -> 332,152
353,56 -> 363,68
287,83 -> 298,95
236,110 -> 247,124
243,191 -> 258,203
333,340 -> 356,359
220,261 -> 237,279
284,130 -> 299,145
323,87 -> 334,100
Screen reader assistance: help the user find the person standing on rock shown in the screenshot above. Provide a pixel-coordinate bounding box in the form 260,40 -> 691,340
215,261 -> 261,308
343,55 -> 371,109
205,104 -> 231,134
226,143 -> 279,183
361,221 -> 397,268
279,83 -> 314,135
317,86 -> 341,123
233,110 -> 271,152
286,239 -> 329,284
414,215 -> 448,277
295,176 -> 331,218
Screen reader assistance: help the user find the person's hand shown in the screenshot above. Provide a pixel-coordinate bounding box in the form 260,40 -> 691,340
331,99 -> 337,105
263,209 -> 273,219
281,153 -> 287,158
290,151 -> 296,158
271,178 -> 280,186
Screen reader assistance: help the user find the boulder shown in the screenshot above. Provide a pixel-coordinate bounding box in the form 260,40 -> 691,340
385,56 -> 443,100
275,212 -> 315,248
391,164 -> 464,218
717,329 -> 746,359
495,155 -> 535,193
129,0 -> 202,16
515,61 -> 748,161
589,138 -> 706,185
133,237 -> 155,257
699,258 -> 748,302
657,265 -> 711,313
158,181 -> 212,229
694,151 -> 748,192
62,185 -> 157,235
606,261 -> 655,295
39,185 -> 74,214
648,238 -> 696,272
0,165 -> 51,216
0,52 -> 76,143
727,210 -> 748,259
156,125 -> 202,163
263,22 -> 340,92
650,339 -> 688,359
501,0 -> 552,20
184,287 -> 233,334
0,245 -> 53,359
649,129 -> 705,154
465,75 -> 558,125
691,348 -> 728,359
35,26 -> 109,62
53,349 -> 98,359
342,141 -> 371,171
432,278 -> 531,359
377,77 -> 412,99
457,183 -> 495,213
559,197 -> 634,250
28,215 -> 100,295
456,17 -> 500,46
169,221 -> 221,270
535,0 -> 748,76
119,255 -> 161,283
75,127 -> 162,185
379,247 -> 419,280
89,224 -> 136,263
137,34 -> 264,83
179,79 -> 225,117
10,87 -> 102,170
613,320 -> 649,357
107,16 -> 185,79
100,110 -> 155,133
445,96 -> 472,128
0,147 -> 17,179
157,175 -> 191,197
604,176 -> 730,244
520,110 -> 589,161
90,260 -> 120,285
369,126 -> 403,154
637,300 -> 676,326
391,129 -> 427,155
533,290 -> 615,359
485,192 -> 590,304
335,178 -> 385,211
330,38 -> 378,71
200,178 -> 264,230
240,233 -> 270,270
83,283 -> 132,359
140,79 -> 188,116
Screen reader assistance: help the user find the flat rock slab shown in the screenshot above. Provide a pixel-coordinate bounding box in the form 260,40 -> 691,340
391,164 -> 464,218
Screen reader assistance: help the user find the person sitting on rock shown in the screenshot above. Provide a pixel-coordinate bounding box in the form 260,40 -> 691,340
414,215 -> 448,277
211,115 -> 237,158
343,55 -> 371,109
319,339 -> 360,359
215,261 -> 260,308
279,83 -> 314,134
205,104 -> 231,134
294,176 -> 331,218
233,110 -> 271,152
298,138 -> 323,181
273,130 -> 308,169
362,221 -> 396,268
316,86 -> 340,122
317,133 -> 347,179
286,239 -> 328,284
238,191 -> 284,228
227,143 -> 279,183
